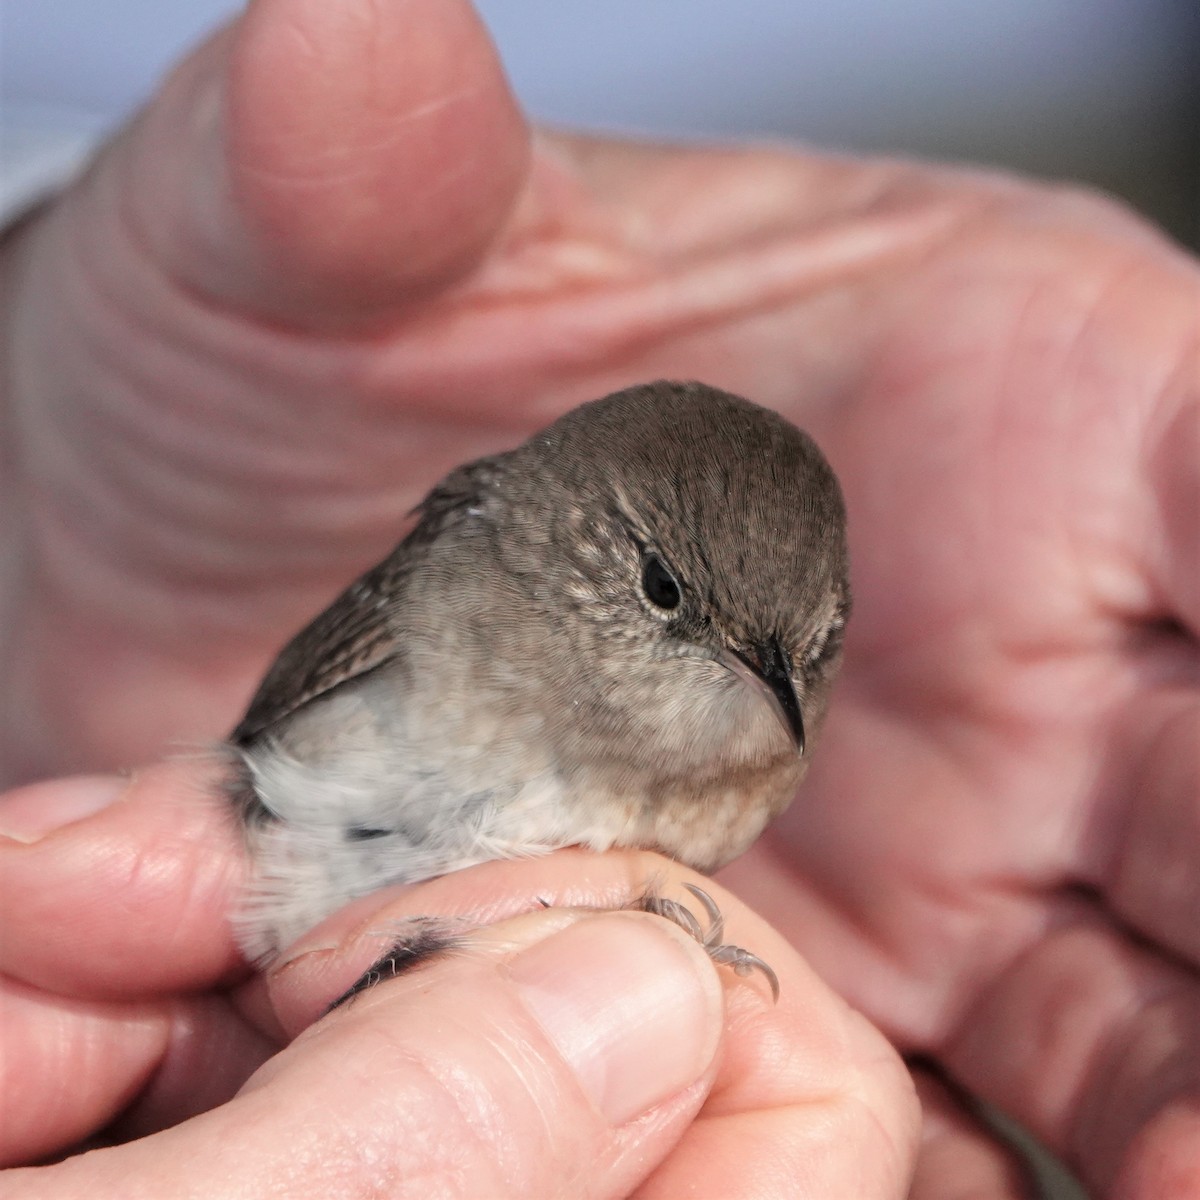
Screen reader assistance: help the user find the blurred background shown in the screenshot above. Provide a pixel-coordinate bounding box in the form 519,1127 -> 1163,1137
2,0 -> 1198,245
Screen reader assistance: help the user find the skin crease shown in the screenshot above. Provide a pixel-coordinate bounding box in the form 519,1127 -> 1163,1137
0,0 -> 1197,1195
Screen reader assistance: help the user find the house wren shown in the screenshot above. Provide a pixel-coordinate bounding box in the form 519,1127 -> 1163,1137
229,380 -> 849,963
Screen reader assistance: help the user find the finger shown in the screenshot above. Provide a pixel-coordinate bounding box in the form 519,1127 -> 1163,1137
0,760 -> 245,997
0,980 -> 169,1167
909,1070 -> 1042,1200
15,909 -> 726,1200
256,851 -> 920,1200
0,761 -> 273,1164
254,849 -> 786,1036
105,0 -> 528,323
1,0 -> 530,783
634,986 -> 916,1200
0,985 -> 273,1168
1138,288 -> 1200,634
1103,695 -> 1200,964
941,915 -> 1200,1198
1082,244 -> 1200,968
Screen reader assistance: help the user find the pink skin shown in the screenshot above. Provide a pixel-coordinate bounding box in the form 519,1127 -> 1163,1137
1,0 -> 1197,1194
0,765 -> 921,1199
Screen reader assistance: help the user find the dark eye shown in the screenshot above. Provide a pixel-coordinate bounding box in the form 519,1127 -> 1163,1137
641,554 -> 681,610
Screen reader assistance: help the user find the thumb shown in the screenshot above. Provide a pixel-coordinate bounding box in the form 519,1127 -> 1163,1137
111,0 -> 529,324
16,911 -> 724,1200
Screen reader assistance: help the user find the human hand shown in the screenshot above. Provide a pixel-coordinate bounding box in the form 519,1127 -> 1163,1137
0,764 -> 919,1197
713,110 -> 1199,1200
2,0 -> 1196,1194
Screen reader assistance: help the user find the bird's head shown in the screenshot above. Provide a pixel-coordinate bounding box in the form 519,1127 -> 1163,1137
498,381 -> 849,809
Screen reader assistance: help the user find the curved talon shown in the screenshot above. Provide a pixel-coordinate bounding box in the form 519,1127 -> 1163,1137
639,884 -> 779,1002
682,882 -> 726,946
708,944 -> 781,1002
648,897 -> 705,943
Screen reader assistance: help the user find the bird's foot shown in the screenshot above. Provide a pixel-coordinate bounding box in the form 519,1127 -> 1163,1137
326,882 -> 779,1012
638,882 -> 779,1002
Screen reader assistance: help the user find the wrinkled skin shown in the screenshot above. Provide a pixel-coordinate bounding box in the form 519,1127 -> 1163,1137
1,0 -> 1197,1195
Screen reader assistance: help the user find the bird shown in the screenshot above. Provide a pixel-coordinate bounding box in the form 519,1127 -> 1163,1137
228,380 -> 850,966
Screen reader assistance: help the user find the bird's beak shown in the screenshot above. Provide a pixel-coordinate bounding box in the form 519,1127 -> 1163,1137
725,637 -> 805,755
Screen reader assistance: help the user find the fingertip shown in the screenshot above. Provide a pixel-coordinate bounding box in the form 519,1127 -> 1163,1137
0,775 -> 126,844
224,0 -> 530,321
0,758 -> 247,997
505,911 -> 725,1126
1111,1104 -> 1200,1199
910,1071 -> 1040,1199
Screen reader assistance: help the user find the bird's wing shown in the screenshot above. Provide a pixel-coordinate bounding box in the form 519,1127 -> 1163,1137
230,551 -> 413,744
231,454 -> 508,744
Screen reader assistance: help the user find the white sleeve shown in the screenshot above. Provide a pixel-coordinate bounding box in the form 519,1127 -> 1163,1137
1,107 -> 111,228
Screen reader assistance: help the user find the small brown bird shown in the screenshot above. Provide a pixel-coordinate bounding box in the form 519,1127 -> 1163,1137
230,381 -> 849,965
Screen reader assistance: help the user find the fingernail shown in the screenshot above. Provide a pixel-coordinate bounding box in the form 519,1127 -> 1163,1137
508,912 -> 723,1125
0,775 -> 126,842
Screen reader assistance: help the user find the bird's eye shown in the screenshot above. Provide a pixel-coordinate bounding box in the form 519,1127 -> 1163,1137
641,554 -> 682,610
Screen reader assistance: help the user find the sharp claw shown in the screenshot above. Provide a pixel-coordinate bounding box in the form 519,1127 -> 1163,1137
642,884 -> 779,1002
647,896 -> 705,942
681,882 -> 727,946
681,882 -> 720,925
710,947 -> 781,1003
